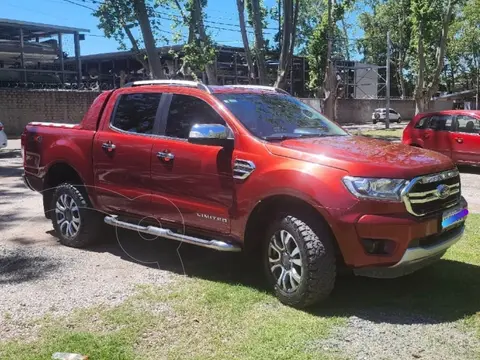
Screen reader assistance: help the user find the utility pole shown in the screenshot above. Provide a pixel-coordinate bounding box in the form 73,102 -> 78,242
385,31 -> 391,129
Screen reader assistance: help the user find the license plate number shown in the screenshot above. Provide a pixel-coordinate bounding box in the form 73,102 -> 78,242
442,206 -> 468,229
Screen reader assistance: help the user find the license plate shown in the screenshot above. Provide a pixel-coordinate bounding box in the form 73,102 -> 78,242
442,206 -> 468,229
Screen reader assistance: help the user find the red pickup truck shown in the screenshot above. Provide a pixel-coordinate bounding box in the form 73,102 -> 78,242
21,81 -> 468,308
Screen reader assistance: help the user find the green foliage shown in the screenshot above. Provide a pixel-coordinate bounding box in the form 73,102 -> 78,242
306,0 -> 354,91
94,0 -> 167,51
357,0 -> 414,97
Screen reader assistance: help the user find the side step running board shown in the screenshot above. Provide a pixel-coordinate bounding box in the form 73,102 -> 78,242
104,216 -> 242,252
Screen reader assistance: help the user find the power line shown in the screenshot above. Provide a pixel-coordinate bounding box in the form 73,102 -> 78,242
60,0 -> 95,11
67,0 -> 278,33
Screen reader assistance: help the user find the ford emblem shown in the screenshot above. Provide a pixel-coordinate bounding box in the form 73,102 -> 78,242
436,184 -> 451,199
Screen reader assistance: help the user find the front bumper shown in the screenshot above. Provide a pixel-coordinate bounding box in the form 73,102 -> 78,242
330,196 -> 468,276
353,224 -> 464,278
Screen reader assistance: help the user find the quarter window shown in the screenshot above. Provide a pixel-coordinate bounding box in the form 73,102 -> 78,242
111,93 -> 162,134
165,94 -> 225,139
415,116 -> 429,129
456,115 -> 480,133
427,115 -> 453,131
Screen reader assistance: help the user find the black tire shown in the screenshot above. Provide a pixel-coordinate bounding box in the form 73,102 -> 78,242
50,183 -> 103,248
263,215 -> 336,308
397,117 -> 402,123
373,119 -> 378,124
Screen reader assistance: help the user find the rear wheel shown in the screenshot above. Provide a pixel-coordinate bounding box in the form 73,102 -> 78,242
51,183 -> 103,248
263,214 -> 336,308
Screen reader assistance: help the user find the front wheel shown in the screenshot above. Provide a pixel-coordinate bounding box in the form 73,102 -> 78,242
263,215 -> 336,308
397,117 -> 402,123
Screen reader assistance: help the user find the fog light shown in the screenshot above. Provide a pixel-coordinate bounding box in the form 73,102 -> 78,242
361,239 -> 395,255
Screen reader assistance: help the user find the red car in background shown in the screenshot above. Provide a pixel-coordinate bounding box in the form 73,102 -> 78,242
403,110 -> 480,166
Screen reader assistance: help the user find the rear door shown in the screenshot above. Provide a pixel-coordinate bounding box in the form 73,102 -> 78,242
451,114 -> 480,165
150,92 -> 234,234
92,91 -> 164,217
422,114 -> 454,158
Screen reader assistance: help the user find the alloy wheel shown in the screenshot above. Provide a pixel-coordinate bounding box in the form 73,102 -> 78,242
268,230 -> 303,292
55,194 -> 81,238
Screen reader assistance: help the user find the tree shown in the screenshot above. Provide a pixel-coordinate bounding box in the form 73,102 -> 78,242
444,0 -> 480,95
274,0 -> 300,89
357,0 -> 412,98
411,0 -> 457,113
95,0 -> 165,79
236,0 -> 255,83
165,0 -> 217,84
250,0 -> 268,84
306,0 -> 353,119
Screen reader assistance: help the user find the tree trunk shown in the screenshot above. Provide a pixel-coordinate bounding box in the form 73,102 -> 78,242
323,63 -> 336,119
133,0 -> 164,79
397,59 -> 406,99
323,0 -> 336,120
251,0 -> 268,84
236,0 -> 255,83
192,0 -> 217,85
274,0 -> 299,89
414,0 -> 454,113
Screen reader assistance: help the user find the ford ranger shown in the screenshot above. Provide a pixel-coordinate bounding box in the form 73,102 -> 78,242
21,80 -> 469,308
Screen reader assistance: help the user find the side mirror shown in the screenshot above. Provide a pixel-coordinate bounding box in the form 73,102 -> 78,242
188,124 -> 234,147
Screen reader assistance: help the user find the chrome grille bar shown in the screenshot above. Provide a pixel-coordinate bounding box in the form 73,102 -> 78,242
401,169 -> 461,216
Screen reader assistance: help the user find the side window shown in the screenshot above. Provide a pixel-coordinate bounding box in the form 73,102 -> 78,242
428,115 -> 453,131
389,110 -> 397,114
111,93 -> 162,134
415,116 -> 429,129
165,94 -> 225,139
456,115 -> 480,133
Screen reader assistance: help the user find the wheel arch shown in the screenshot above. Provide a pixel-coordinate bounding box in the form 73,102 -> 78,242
42,162 -> 88,219
243,194 -> 344,264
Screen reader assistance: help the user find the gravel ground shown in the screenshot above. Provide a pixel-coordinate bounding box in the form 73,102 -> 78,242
1,140 -> 480,356
315,313 -> 479,360
0,145 -> 175,340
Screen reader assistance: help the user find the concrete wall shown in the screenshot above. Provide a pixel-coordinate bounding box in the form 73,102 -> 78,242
1,89 -> 100,136
1,89 -> 456,136
300,98 -> 454,124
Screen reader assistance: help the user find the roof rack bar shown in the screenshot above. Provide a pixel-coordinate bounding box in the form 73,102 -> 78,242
228,85 -> 290,95
124,79 -> 211,94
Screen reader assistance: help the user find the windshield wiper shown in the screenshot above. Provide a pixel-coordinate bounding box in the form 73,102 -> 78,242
262,133 -> 342,141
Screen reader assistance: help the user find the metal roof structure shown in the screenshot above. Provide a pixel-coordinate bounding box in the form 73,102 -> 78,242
0,18 -> 89,40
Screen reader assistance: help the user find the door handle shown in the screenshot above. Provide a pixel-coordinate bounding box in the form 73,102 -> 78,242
423,133 -> 430,139
102,142 -> 116,152
157,150 -> 175,162
455,137 -> 463,143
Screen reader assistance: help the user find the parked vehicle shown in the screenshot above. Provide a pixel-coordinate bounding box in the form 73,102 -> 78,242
372,108 -> 402,124
402,110 -> 480,166
21,81 -> 468,308
0,121 -> 7,149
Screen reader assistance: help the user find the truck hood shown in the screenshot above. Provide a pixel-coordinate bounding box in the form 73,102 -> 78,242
265,135 -> 454,179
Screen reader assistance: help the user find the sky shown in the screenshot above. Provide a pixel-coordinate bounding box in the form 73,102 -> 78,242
3,0 -> 365,58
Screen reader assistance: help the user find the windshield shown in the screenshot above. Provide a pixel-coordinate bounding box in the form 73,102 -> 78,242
215,93 -> 349,140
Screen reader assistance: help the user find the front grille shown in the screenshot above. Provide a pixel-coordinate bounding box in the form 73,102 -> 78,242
403,169 -> 461,216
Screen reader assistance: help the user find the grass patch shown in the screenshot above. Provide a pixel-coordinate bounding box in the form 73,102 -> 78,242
2,215 -> 480,359
0,280 -> 343,360
353,128 -> 404,141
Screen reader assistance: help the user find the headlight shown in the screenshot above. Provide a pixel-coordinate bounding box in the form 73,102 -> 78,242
342,176 -> 408,201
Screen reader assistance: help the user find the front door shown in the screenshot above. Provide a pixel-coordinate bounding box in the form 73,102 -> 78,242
422,114 -> 454,158
92,91 -> 163,217
150,93 -> 233,234
451,114 -> 480,165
